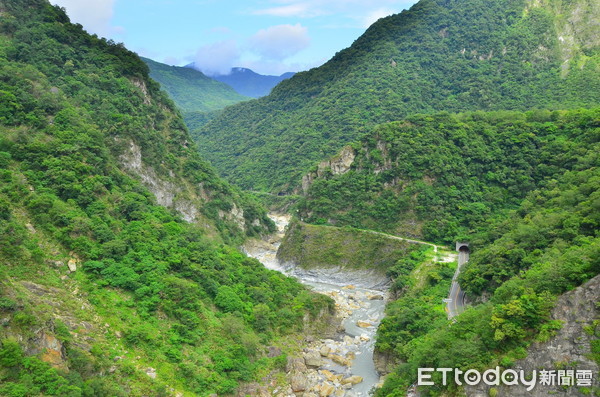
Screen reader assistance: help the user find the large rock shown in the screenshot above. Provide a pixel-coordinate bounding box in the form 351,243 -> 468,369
329,354 -> 351,367
318,384 -> 336,397
304,351 -> 323,368
286,357 -> 307,373
341,375 -> 363,385
39,332 -> 66,370
319,345 -> 331,357
465,275 -> 600,397
67,258 -> 77,272
290,373 -> 308,392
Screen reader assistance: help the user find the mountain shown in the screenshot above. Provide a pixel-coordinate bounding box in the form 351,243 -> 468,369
293,105 -> 600,395
142,57 -> 249,113
370,109 -> 600,395
191,66 -> 295,98
0,1 -> 331,395
194,0 -> 600,192
297,109 -> 600,242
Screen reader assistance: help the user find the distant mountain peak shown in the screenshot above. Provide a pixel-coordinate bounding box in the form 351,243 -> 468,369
185,64 -> 295,98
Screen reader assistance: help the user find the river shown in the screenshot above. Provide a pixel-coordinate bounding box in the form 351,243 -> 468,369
243,214 -> 388,396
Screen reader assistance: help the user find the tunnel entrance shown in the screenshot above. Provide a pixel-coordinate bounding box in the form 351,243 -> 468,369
456,242 -> 470,253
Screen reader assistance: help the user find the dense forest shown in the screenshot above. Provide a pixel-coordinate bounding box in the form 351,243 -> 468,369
293,108 -> 600,395
375,133 -> 599,395
194,0 -> 600,192
0,1 -> 332,395
298,109 -> 600,243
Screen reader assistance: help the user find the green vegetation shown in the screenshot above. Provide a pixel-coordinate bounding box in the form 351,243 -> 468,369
376,246 -> 456,363
348,109 -> 600,395
0,0 -> 331,395
376,152 -> 599,395
277,220 -> 419,272
142,57 -> 249,114
194,0 -> 600,192
298,109 -> 600,243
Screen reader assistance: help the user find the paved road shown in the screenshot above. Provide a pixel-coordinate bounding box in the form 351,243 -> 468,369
447,250 -> 468,319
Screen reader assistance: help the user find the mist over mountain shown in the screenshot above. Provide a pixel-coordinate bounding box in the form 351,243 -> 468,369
187,64 -> 295,98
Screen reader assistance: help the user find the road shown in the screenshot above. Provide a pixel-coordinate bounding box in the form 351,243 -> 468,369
299,221 -> 449,252
447,250 -> 468,319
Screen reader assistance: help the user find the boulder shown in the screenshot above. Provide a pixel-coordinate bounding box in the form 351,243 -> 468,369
286,357 -> 307,373
145,367 -> 157,379
303,351 -> 322,368
290,374 -> 308,392
67,258 -> 77,272
329,354 -> 350,367
319,384 -> 336,397
341,375 -> 363,385
319,345 -> 331,357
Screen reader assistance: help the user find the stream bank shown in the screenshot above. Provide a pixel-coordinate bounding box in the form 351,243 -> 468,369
243,214 -> 389,396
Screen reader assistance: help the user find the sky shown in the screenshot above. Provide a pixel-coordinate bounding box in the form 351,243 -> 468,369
50,0 -> 419,76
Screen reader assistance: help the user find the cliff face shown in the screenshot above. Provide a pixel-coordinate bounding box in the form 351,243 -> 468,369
466,275 -> 600,396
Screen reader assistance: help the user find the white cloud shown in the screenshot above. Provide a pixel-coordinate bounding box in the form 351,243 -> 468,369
361,7 -> 395,28
253,3 -> 318,18
252,0 -> 415,27
237,56 -> 322,76
249,24 -> 310,60
194,40 -> 240,76
51,0 -> 123,37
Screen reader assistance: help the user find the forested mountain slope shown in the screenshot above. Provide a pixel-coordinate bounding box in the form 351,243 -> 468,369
0,1 -> 331,395
292,108 -> 600,395
142,57 -> 249,113
374,121 -> 600,394
196,0 -> 600,192
297,109 -> 600,243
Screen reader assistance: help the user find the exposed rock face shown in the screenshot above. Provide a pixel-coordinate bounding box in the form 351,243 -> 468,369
130,77 -> 151,105
526,0 -> 600,76
300,146 -> 355,194
120,140 -> 251,231
120,140 -> 199,222
328,146 -> 355,176
38,331 -> 67,370
373,349 -> 399,376
465,275 -> 600,396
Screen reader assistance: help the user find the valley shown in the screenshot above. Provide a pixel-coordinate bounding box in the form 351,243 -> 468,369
244,214 -> 458,396
0,0 -> 598,396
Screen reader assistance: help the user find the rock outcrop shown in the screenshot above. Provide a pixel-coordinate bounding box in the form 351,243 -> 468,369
465,275 -> 600,396
300,146 -> 355,194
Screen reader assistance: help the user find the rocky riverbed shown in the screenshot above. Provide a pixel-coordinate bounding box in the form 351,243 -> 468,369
243,214 -> 389,396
